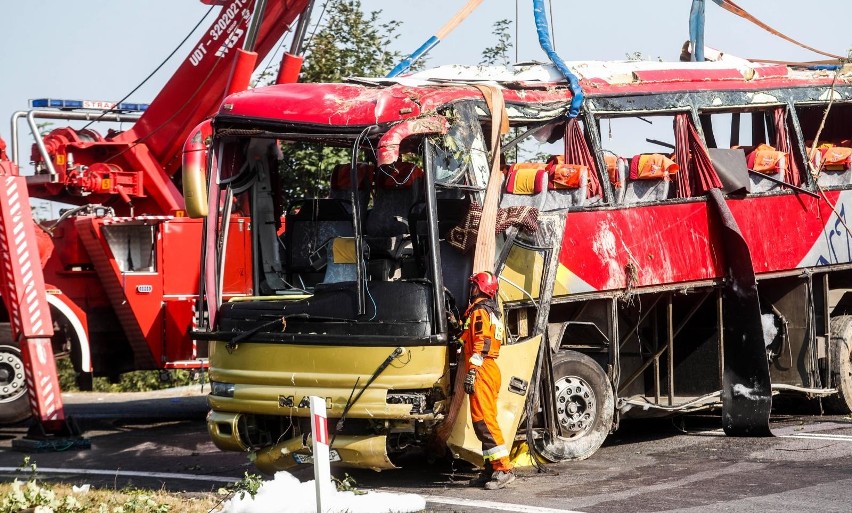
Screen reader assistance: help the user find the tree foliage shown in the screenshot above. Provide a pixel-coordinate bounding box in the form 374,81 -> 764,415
300,0 -> 403,83
480,19 -> 513,66
278,0 -> 405,200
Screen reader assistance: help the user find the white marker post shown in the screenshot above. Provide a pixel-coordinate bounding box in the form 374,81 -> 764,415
310,396 -> 332,513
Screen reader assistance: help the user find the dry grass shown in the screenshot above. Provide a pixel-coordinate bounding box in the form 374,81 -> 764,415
0,481 -> 224,513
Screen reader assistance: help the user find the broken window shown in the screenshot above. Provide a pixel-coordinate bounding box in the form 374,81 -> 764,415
597,114 -> 680,204
796,102 -> 852,189
700,107 -> 804,193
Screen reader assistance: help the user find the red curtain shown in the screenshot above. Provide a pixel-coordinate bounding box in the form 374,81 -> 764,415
674,113 -> 723,196
564,119 -> 602,198
774,107 -> 802,186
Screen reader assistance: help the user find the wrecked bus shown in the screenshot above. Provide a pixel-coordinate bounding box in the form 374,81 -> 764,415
186,59 -> 852,472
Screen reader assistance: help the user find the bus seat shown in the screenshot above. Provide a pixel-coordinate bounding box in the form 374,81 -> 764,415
364,161 -> 423,257
440,240 -> 473,307
622,154 -> 677,204
812,145 -> 852,187
543,161 -> 588,210
746,144 -> 786,193
330,162 -> 374,214
401,196 -> 471,281
320,237 -> 359,284
500,163 -> 548,210
285,199 -> 354,278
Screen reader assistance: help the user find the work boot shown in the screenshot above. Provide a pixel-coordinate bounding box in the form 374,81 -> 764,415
468,463 -> 493,487
484,469 -> 515,490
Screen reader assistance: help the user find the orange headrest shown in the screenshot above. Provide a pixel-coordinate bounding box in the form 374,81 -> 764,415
629,154 -> 679,180
747,144 -> 786,175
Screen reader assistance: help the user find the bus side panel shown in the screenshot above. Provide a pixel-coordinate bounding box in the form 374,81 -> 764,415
556,190 -> 852,297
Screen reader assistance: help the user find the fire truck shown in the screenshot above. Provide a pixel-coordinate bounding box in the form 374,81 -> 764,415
190,52 -> 852,471
0,0 -> 313,429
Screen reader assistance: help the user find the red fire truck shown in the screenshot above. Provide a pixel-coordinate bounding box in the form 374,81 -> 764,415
0,0 -> 312,430
189,54 -> 852,471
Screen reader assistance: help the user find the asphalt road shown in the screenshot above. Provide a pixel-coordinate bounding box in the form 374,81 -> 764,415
0,389 -> 850,512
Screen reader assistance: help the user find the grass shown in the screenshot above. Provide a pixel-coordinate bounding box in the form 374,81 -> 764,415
55,358 -> 196,393
0,459 -> 264,513
15,360 -> 231,512
0,480 -> 222,513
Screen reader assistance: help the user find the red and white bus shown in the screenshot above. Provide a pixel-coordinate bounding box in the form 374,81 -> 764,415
188,58 -> 852,471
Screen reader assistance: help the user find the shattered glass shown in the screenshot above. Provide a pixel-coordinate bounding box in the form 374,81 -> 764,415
431,102 -> 491,202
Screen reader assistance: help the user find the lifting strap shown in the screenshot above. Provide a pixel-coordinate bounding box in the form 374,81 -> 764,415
435,83 -> 508,446
711,0 -> 843,60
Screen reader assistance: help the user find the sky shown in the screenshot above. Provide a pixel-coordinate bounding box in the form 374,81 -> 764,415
1,0 -> 850,180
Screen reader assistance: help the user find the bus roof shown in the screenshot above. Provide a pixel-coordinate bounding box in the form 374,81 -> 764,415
219,60 -> 852,127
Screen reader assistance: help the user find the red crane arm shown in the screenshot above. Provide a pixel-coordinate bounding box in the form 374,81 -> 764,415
113,0 -> 310,187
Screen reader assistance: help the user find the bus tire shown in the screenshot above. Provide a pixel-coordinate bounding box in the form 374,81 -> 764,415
534,350 -> 614,462
825,315 -> 852,414
0,324 -> 31,424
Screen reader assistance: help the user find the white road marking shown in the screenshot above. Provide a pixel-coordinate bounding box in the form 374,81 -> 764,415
687,430 -> 726,436
423,495 -> 586,513
781,433 -> 852,442
690,430 -> 852,442
0,467 -> 239,484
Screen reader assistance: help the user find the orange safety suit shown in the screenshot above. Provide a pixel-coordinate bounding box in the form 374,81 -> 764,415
459,296 -> 512,472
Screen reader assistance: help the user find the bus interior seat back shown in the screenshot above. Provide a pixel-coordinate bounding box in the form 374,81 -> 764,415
605,154 -> 628,203
409,196 -> 470,242
285,199 -> 354,276
746,144 -> 786,193
813,145 -> 852,187
500,163 -> 548,210
405,196 -> 471,282
623,154 -> 678,204
440,240 -> 473,308
320,237 -> 359,284
543,161 -> 588,210
330,162 -> 374,214
364,161 -> 423,257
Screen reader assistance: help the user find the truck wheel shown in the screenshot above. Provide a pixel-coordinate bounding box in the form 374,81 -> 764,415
825,315 -> 852,414
0,322 -> 32,424
534,350 -> 614,462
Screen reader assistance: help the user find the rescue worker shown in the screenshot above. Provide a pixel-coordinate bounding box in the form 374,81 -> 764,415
459,271 -> 515,490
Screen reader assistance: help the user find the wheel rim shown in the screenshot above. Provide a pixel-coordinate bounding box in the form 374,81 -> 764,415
0,346 -> 27,403
554,375 -> 596,438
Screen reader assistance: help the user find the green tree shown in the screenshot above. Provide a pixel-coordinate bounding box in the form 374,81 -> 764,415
480,19 -> 513,66
278,0 -> 406,200
300,0 -> 403,83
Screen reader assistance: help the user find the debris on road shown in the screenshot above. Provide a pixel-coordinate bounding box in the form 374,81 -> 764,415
218,471 -> 426,513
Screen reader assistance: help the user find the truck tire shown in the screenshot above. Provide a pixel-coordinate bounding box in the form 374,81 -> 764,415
825,315 -> 852,414
534,350 -> 614,462
0,324 -> 31,424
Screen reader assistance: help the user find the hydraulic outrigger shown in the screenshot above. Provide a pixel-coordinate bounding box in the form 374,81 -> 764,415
0,154 -> 87,450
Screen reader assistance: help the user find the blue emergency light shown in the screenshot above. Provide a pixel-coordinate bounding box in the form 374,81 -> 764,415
29,98 -> 149,112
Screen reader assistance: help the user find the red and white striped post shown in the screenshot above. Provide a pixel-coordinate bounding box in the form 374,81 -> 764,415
310,396 -> 332,512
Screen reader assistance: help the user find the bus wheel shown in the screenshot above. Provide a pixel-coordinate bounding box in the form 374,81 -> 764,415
534,350 -> 614,462
0,323 -> 31,424
825,315 -> 852,414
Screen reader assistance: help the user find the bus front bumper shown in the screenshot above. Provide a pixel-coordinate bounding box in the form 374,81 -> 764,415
207,411 -> 396,472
